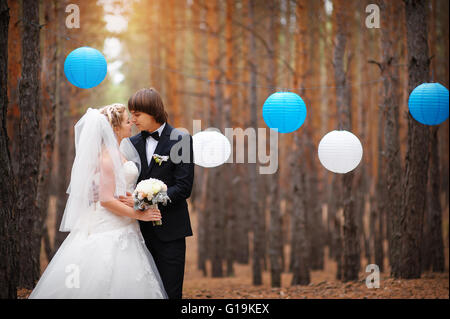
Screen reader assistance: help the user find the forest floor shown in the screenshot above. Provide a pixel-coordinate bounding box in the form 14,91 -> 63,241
182,237 -> 449,299
17,200 -> 450,299
182,210 -> 449,299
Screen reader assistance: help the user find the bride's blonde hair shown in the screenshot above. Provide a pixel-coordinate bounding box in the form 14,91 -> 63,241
99,103 -> 127,130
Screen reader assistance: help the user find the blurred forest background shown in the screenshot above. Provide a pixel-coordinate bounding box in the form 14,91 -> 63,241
0,0 -> 448,298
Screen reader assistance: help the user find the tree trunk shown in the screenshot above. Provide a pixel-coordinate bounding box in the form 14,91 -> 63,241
224,0 -> 236,277
436,0 -> 449,211
191,0 -> 208,276
354,165 -> 369,267
330,175 -> 343,280
0,0 -> 19,298
374,190 -> 385,272
53,0 -> 70,254
234,0 -> 250,266
248,0 -> 263,286
374,86 -> 386,273
424,127 -> 445,272
333,0 -> 360,282
306,0 -> 324,271
206,0 -> 224,278
17,0 -> 41,289
266,0 -> 282,288
165,0 -> 180,128
235,165 -> 250,265
307,169 -> 324,270
290,133 -> 310,285
6,0 -> 21,175
197,167 -> 209,276
398,0 -> 431,279
378,0 -> 404,277
37,0 -> 58,264
291,0 -> 307,273
148,0 -> 163,90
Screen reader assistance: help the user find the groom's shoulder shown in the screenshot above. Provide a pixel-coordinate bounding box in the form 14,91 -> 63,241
129,133 -> 142,144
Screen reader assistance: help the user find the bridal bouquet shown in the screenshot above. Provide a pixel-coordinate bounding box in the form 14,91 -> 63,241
133,178 -> 171,226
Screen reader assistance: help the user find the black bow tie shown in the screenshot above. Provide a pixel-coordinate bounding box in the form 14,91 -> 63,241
141,130 -> 160,141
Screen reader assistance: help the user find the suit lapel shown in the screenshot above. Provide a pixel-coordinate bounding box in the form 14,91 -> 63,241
134,132 -> 149,174
146,123 -> 172,176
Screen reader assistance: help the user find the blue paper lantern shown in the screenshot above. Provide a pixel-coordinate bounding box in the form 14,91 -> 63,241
262,92 -> 307,133
64,47 -> 107,89
408,83 -> 449,125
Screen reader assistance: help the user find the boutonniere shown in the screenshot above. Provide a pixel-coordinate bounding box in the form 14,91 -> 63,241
153,154 -> 169,166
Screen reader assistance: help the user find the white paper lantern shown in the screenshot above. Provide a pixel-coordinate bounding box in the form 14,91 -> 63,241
193,131 -> 231,168
318,130 -> 363,174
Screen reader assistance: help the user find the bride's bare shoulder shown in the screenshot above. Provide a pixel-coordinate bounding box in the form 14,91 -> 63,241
100,148 -> 127,166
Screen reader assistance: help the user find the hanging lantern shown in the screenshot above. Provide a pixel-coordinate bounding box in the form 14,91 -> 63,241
262,92 -> 307,133
64,47 -> 107,89
408,83 -> 449,125
318,130 -> 363,174
193,131 -> 231,168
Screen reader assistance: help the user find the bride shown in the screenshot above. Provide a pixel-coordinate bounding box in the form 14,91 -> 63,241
29,104 -> 167,299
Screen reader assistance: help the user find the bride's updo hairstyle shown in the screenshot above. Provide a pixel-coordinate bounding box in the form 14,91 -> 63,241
99,103 -> 126,131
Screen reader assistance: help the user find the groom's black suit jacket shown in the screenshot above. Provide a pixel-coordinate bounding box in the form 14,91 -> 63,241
130,123 -> 194,242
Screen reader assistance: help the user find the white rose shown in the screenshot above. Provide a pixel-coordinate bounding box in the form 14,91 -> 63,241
151,184 -> 161,195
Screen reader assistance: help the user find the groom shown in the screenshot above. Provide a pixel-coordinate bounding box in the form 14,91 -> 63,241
122,88 -> 194,299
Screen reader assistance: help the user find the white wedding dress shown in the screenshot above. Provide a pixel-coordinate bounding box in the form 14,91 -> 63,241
29,161 -> 167,299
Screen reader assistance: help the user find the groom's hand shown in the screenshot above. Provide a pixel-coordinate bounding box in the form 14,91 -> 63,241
119,192 -> 134,208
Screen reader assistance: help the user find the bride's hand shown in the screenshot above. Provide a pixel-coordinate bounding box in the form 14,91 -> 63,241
136,207 -> 162,222
119,192 -> 134,208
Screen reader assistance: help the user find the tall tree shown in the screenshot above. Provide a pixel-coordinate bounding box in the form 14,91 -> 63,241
6,0 -> 21,174
305,0 -> 324,271
192,0 -> 209,277
398,0 -> 431,279
421,0 -> 445,274
422,126 -> 445,272
0,0 -> 19,298
247,0 -> 263,286
378,0 -> 403,276
373,103 -> 385,272
17,0 -> 41,288
37,0 -> 58,264
332,0 -> 360,282
290,0 -> 310,285
224,0 -> 236,277
266,0 -> 282,288
206,0 -> 224,278
290,133 -> 310,285
351,0 -> 367,273
53,0 -> 70,254
165,0 -> 181,128
234,0 -> 251,266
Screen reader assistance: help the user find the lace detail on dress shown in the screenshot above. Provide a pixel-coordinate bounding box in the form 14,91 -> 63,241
135,233 -> 154,282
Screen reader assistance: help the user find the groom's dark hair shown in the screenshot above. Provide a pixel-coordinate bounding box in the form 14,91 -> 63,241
128,88 -> 168,124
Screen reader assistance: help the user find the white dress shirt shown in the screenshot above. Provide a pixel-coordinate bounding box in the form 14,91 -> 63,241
145,122 -> 166,166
